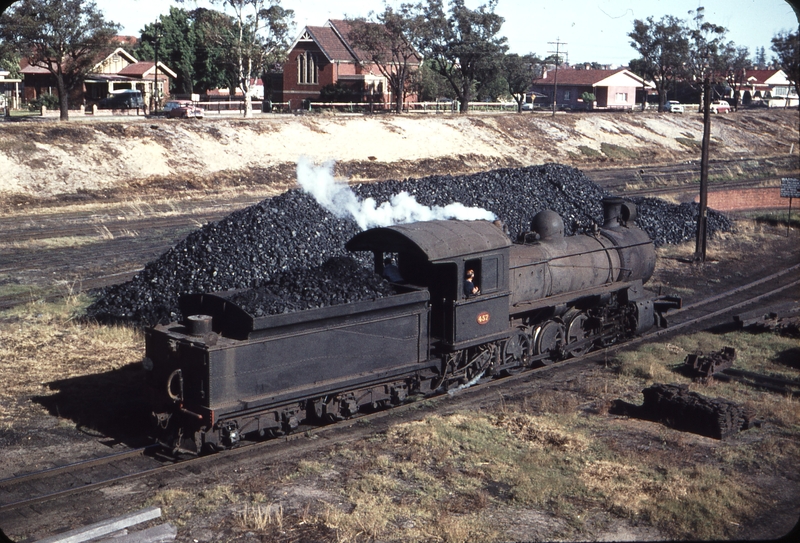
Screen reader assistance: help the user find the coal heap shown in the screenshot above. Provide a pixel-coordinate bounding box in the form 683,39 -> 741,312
85,164 -> 733,326
227,256 -> 395,316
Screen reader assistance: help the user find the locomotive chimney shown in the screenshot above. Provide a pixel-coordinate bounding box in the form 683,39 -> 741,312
187,314 -> 213,336
602,197 -> 624,228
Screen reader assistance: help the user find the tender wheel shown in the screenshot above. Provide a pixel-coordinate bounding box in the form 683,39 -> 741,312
533,320 -> 565,365
564,310 -> 591,357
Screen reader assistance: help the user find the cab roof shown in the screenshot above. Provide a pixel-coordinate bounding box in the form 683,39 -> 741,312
346,220 -> 511,263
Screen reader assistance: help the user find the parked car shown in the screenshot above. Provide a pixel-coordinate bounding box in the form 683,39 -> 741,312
710,100 -> 731,114
163,100 -> 204,119
98,89 -> 144,109
665,100 -> 684,113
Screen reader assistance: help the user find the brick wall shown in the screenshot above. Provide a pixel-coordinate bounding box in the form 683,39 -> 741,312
695,188 -> 785,211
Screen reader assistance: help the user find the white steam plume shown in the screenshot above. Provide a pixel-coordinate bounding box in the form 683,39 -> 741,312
296,157 -> 496,230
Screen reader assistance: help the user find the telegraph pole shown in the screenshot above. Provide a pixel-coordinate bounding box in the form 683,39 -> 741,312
152,22 -> 161,113
548,39 -> 567,117
695,75 -> 711,262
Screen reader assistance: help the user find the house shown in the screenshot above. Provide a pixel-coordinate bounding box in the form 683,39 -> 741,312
20,44 -> 176,109
1,70 -> 22,109
529,68 -> 654,110
279,19 -> 419,109
741,69 -> 798,108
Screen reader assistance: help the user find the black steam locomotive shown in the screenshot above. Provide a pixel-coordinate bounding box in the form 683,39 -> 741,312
144,197 -> 680,453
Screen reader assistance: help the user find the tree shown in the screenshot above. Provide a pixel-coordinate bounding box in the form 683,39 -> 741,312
500,53 -> 540,112
135,7 -> 197,95
754,45 -> 767,68
772,29 -> 800,103
192,8 -> 243,94
0,0 -> 119,120
720,43 -> 750,109
686,7 -> 728,106
346,4 -> 424,113
187,0 -> 293,117
410,59 -> 454,101
628,15 -> 690,112
416,0 -> 508,113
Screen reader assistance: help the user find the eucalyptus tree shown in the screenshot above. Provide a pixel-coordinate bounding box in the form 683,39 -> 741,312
719,43 -> 750,109
416,0 -> 508,113
772,29 -> 800,102
628,15 -> 690,111
0,0 -> 119,120
346,4 -> 425,114
501,53 -> 541,112
176,0 -> 293,117
136,7 -> 197,94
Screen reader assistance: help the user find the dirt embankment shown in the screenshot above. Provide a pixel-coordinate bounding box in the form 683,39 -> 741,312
0,109 -> 797,204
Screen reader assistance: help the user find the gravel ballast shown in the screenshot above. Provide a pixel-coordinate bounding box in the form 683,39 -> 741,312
85,164 -> 733,326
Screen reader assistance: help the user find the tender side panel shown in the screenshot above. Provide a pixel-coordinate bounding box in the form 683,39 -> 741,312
204,293 -> 430,413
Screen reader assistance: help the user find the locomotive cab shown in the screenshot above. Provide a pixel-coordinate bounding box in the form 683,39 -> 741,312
346,220 -> 513,351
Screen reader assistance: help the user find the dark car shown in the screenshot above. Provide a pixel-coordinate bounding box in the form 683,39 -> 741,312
98,90 -> 145,109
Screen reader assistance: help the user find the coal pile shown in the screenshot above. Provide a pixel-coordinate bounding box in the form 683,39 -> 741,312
227,257 -> 395,317
85,163 -> 733,327
630,196 -> 734,247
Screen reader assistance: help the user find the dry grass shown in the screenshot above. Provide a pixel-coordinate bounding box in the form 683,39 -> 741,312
0,293 -> 142,427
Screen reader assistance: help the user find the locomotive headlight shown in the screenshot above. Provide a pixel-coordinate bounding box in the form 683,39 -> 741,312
142,357 -> 154,371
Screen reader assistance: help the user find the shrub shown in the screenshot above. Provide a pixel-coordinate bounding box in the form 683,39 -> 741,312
28,93 -> 59,112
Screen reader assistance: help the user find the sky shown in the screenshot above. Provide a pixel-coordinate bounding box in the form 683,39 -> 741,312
99,0 -> 797,67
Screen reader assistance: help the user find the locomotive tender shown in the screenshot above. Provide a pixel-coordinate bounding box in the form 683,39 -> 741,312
144,197 -> 679,453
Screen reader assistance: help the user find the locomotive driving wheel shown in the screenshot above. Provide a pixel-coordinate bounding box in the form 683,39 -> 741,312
533,320 -> 565,365
564,310 -> 592,357
499,328 -> 532,375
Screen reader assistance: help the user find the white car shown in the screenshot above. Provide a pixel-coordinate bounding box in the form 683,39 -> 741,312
710,100 -> 731,114
666,100 -> 684,113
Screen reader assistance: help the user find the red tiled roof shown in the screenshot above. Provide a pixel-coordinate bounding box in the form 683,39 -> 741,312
305,26 -> 356,63
118,61 -> 154,76
327,19 -> 371,62
744,69 -> 781,85
540,68 -> 626,86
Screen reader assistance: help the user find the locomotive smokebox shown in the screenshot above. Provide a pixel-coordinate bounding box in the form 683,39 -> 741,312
187,314 -> 213,336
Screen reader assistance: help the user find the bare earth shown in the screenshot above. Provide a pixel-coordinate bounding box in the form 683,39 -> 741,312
0,109 -> 797,203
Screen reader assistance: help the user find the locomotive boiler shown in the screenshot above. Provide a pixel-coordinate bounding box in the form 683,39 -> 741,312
144,197 -> 679,454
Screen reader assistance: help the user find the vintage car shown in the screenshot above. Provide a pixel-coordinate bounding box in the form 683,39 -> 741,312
163,100 -> 204,119
710,100 -> 731,114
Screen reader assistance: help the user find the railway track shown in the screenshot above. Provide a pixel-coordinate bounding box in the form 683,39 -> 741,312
0,155 -> 794,312
2,263 -> 796,521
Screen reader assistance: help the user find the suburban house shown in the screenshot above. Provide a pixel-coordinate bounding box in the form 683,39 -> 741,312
529,68 -> 654,110
279,19 -> 419,109
20,43 -> 176,109
740,69 -> 798,108
0,70 -> 21,109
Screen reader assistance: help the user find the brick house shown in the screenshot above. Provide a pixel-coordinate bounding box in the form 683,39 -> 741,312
740,69 -> 798,108
280,19 -> 418,109
20,44 -> 176,109
530,68 -> 653,110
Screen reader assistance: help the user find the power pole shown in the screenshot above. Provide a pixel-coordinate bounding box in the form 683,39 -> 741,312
548,39 -> 567,117
695,75 -> 711,262
152,22 -> 161,113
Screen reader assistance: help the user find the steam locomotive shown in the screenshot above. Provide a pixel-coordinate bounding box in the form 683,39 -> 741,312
144,197 -> 680,453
